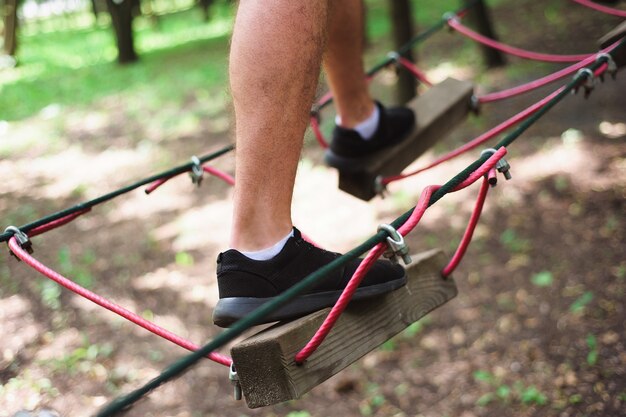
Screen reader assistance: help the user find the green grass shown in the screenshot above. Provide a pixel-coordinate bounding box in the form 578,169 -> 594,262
3,0 -> 506,123
2,0 -> 520,124
473,370 -> 549,407
1,5 -> 234,121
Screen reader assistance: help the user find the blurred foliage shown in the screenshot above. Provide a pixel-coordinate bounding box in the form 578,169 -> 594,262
1,1 -> 235,121
0,0 -> 512,122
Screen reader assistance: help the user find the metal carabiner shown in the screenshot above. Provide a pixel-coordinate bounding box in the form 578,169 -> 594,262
596,53 -> 618,80
229,363 -> 242,401
574,68 -> 596,99
4,226 -> 34,258
377,224 -> 412,265
373,176 -> 388,199
480,148 -> 512,181
189,155 -> 204,187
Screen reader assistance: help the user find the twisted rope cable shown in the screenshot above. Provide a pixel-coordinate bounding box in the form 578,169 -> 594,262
294,148 -> 505,363
478,44 -> 616,102
8,237 -> 233,367
0,145 -> 235,243
447,16 -> 591,63
96,51 -> 610,413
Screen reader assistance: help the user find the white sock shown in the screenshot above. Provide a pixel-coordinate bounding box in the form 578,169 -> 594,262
335,105 -> 380,141
240,229 -> 294,261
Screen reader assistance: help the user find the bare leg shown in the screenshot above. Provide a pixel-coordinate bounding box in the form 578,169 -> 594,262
229,0 -> 329,251
323,0 -> 374,128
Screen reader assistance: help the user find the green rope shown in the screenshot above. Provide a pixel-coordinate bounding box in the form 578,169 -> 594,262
96,46 -> 621,415
365,17 -> 448,77
0,144 -> 234,243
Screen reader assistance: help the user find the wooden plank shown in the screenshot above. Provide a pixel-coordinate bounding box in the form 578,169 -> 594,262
599,21 -> 626,68
337,77 -> 474,201
231,249 -> 458,408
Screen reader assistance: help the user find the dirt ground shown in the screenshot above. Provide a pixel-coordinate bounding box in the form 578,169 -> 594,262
1,1 -> 625,417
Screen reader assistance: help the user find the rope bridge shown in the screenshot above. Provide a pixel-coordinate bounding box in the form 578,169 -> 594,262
2,1 -> 624,414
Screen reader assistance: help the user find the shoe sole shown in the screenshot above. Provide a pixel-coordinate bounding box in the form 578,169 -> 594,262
212,274 -> 407,328
324,149 -> 389,172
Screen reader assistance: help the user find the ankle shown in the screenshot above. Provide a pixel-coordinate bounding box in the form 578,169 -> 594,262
335,99 -> 375,128
238,229 -> 294,261
336,103 -> 380,140
230,221 -> 294,253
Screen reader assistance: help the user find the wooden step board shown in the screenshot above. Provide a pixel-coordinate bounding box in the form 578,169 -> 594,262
599,21 -> 626,68
336,77 -> 474,201
230,249 -> 458,408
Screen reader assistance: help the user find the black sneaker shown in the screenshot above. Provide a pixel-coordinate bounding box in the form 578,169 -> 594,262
212,228 -> 406,327
324,101 -> 415,172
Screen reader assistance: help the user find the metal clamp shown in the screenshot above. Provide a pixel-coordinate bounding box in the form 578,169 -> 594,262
470,94 -> 481,115
377,224 -> 412,265
373,175 -> 388,199
309,107 -> 320,123
574,68 -> 596,99
4,226 -> 34,259
442,12 -> 459,25
189,155 -> 204,187
387,51 -> 401,64
595,53 -> 618,81
480,148 -> 512,182
229,363 -> 242,401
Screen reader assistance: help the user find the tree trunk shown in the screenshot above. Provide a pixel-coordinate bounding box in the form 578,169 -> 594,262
389,0 -> 416,104
463,0 -> 505,68
90,0 -> 99,19
3,0 -> 18,56
105,0 -> 138,64
198,0 -> 213,22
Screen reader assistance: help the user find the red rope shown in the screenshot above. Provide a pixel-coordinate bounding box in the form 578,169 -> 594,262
202,165 -> 235,185
442,173 -> 491,277
396,57 -> 433,86
448,17 -> 591,63
29,208 -> 91,237
8,236 -> 232,367
383,86 -> 564,184
310,115 -> 329,149
294,148 -> 507,363
478,47 -> 614,103
145,165 -> 235,194
572,0 -> 626,17
318,91 -> 334,108
384,51 -> 614,184
293,185 -> 437,364
144,176 -> 174,195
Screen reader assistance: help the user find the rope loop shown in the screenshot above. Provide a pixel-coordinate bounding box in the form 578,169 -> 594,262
4,226 -> 33,258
